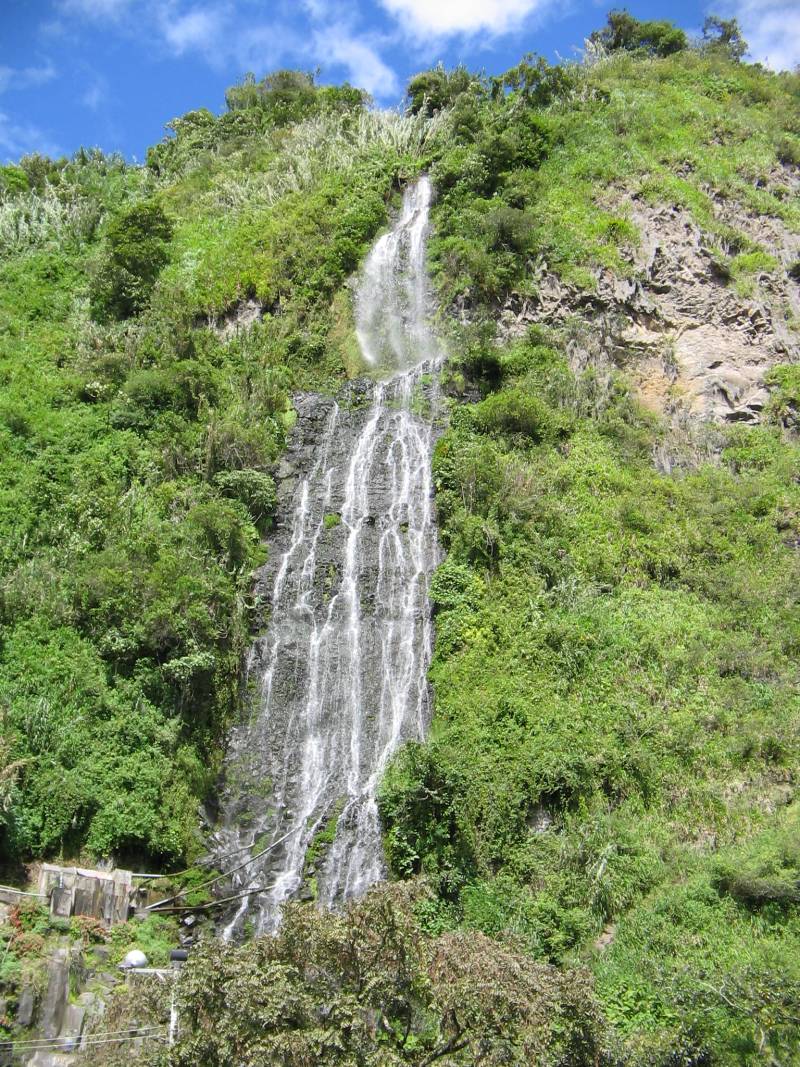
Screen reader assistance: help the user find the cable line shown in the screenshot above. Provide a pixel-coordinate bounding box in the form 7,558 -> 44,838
5,1025 -> 164,1051
146,825 -> 301,911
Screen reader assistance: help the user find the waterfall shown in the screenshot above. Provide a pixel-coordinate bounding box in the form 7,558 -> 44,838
217,177 -> 443,936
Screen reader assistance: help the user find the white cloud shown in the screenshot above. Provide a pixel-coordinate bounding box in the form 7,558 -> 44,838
52,0 -> 402,100
154,2 -> 400,98
380,0 -> 547,38
58,0 -> 135,19
0,63 -> 57,94
158,6 -> 228,58
315,30 -> 400,96
81,73 -> 109,110
0,111 -> 61,161
723,0 -> 800,71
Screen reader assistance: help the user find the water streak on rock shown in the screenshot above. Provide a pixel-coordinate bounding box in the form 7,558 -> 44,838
218,177 -> 442,935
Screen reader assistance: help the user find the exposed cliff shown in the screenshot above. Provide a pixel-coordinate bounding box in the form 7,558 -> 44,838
500,167 -> 800,427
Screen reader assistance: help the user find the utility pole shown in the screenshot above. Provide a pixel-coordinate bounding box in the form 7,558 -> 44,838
168,949 -> 188,1049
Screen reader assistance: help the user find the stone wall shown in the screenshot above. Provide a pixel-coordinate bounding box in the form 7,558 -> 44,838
37,866 -> 134,926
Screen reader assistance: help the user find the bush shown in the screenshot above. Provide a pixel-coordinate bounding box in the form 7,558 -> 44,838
0,166 -> 28,199
590,11 -> 689,57
406,63 -> 478,116
91,199 -> 173,320
777,135 -> 800,166
214,469 -> 277,531
472,388 -> 567,442
224,69 -> 366,125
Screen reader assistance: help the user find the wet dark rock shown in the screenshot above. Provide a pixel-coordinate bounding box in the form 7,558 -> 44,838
16,986 -> 35,1028
40,950 -> 69,1039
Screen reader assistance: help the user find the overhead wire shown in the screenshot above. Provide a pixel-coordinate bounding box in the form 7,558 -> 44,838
146,824 -> 301,911
5,1026 -> 166,1052
151,880 -> 280,913
134,831 -> 280,888
6,1024 -> 164,1044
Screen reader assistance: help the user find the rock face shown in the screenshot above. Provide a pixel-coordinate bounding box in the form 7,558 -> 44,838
40,951 -> 69,1040
12,941 -> 121,1067
216,178 -> 444,936
208,296 -> 264,341
500,166 -> 800,426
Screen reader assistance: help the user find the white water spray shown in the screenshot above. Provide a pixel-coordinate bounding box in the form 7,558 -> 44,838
218,177 -> 442,935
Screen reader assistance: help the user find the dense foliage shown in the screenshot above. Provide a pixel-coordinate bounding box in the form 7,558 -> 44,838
0,74 -> 430,865
379,30 -> 800,1064
381,332 -> 800,1063
82,885 -> 607,1067
589,10 -> 689,57
1,11 -> 800,1064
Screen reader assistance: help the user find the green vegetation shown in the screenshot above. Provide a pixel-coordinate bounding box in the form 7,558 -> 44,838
107,912 -> 179,967
589,10 -> 689,57
171,885 -> 606,1066
425,25 -> 799,300
1,10 -> 800,1064
381,331 -> 800,1061
377,29 -> 800,1061
0,73 -> 430,866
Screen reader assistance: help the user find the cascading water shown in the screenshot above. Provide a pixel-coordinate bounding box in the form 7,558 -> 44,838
216,177 -> 443,936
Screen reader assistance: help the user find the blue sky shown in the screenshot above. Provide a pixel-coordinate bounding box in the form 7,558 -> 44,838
1,0 -> 798,163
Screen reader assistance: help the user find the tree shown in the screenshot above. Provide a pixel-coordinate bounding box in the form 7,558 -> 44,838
90,199 -> 173,320
702,15 -> 748,61
590,10 -> 688,57
406,64 -> 479,116
224,69 -> 367,126
492,54 -> 576,107
169,884 -> 608,1066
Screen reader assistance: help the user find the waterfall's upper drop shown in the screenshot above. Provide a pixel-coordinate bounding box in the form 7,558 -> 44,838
355,176 -> 437,372
216,178 -> 443,937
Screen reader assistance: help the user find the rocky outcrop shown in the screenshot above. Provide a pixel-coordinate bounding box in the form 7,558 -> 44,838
500,169 -> 800,426
10,942 -> 120,1067
208,297 -> 265,341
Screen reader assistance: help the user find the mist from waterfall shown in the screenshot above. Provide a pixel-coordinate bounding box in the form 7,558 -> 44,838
217,177 -> 443,936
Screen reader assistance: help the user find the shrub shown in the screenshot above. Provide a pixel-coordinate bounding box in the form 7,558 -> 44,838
472,388 -> 567,442
777,136 -> 800,166
224,69 -> 365,126
0,166 -> 28,199
406,63 -> 478,116
91,199 -> 173,320
214,469 -> 277,531
589,11 -> 689,57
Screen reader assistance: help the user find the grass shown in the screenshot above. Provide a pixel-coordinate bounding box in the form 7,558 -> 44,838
381,324 -> 800,1060
1,34 -> 799,1065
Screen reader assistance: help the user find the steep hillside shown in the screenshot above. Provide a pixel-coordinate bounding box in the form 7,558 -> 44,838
381,38 -> 800,1064
0,77 -> 435,866
0,20 -> 799,1066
